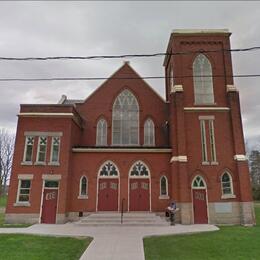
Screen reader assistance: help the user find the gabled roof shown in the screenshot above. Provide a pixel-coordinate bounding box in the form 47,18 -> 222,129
79,61 -> 165,104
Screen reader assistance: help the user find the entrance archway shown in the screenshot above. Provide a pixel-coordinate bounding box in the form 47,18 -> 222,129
129,161 -> 151,211
97,161 -> 119,211
192,175 -> 208,224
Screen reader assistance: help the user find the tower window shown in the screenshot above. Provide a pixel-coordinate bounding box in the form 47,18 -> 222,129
193,54 -> 214,104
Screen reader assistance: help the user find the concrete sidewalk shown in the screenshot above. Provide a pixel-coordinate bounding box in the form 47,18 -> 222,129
0,223 -> 218,260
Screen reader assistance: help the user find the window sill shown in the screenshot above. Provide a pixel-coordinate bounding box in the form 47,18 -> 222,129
221,194 -> 236,199
211,161 -> 219,165
21,161 -> 33,166
78,195 -> 88,199
34,162 -> 46,166
202,161 -> 210,165
13,202 -> 31,207
48,162 -> 60,166
194,103 -> 217,106
159,195 -> 170,200
202,161 -> 219,166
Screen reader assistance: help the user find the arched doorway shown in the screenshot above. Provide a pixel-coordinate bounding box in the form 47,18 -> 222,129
192,175 -> 208,224
129,161 -> 151,211
97,161 -> 119,211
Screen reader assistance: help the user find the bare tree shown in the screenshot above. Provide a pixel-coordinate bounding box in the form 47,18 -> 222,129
0,129 -> 15,196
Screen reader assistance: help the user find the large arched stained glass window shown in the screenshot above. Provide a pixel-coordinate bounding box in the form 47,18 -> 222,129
193,54 -> 214,104
112,89 -> 139,145
96,119 -> 107,146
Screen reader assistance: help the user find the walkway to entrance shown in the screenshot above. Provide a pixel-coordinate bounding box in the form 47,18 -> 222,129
0,223 -> 218,260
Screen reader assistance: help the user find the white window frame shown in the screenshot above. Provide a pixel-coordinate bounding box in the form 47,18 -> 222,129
200,120 -> 208,163
192,175 -> 206,189
15,178 -> 32,206
193,54 -> 214,105
144,118 -> 155,146
36,136 -> 47,165
49,136 -> 60,165
159,175 -> 169,199
96,118 -> 107,146
170,66 -> 174,89
22,136 -> 34,165
112,89 -> 139,146
78,176 -> 88,199
221,172 -> 236,199
209,120 -> 217,163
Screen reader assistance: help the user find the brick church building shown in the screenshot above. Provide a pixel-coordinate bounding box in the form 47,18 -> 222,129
6,29 -> 255,225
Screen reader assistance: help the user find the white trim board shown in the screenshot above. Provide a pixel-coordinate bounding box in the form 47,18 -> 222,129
184,107 -> 230,112
73,148 -> 172,153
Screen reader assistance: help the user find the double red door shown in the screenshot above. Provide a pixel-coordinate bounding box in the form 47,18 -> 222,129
193,189 -> 208,224
129,179 -> 150,211
41,189 -> 58,224
98,179 -> 119,211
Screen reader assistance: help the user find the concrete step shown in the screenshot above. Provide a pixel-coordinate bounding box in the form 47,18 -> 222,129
75,212 -> 170,226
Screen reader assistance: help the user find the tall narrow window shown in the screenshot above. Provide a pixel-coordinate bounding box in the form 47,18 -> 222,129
200,117 -> 217,164
50,137 -> 60,163
112,89 -> 139,145
160,176 -> 168,196
144,118 -> 155,146
170,66 -> 174,89
209,120 -> 217,162
96,119 -> 107,146
23,136 -> 34,163
17,179 -> 31,203
79,176 -> 88,198
200,120 -> 208,162
221,172 -> 233,195
193,54 -> 214,104
36,136 -> 47,163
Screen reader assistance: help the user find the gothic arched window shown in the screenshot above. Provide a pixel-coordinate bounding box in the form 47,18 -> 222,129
192,175 -> 206,188
99,161 -> 119,177
221,172 -> 233,195
160,176 -> 168,196
129,161 -> 149,177
112,89 -> 139,145
79,176 -> 88,197
144,118 -> 155,146
193,54 -> 214,104
96,119 -> 107,146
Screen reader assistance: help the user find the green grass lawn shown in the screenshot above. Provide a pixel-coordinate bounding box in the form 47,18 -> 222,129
0,234 -> 92,260
0,195 -> 7,208
144,204 -> 260,260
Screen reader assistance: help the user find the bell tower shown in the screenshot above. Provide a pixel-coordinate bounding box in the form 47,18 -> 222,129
164,29 -> 255,225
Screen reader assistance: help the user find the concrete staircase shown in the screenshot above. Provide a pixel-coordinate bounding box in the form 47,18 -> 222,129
75,212 -> 170,226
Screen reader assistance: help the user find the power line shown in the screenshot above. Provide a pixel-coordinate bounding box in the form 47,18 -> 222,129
0,74 -> 259,82
0,46 -> 260,61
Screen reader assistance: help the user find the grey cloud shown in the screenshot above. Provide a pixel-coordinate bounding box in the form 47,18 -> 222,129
0,1 -> 260,143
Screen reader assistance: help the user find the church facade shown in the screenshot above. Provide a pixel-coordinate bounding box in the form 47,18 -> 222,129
6,29 -> 255,225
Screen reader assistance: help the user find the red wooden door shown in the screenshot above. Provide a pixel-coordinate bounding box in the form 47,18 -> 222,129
193,189 -> 208,224
41,189 -> 58,224
98,179 -> 118,211
129,179 -> 149,211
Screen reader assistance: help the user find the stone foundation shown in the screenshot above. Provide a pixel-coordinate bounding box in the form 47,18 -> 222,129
240,202 -> 256,225
5,213 -> 40,224
208,202 -> 241,224
4,201 -> 256,225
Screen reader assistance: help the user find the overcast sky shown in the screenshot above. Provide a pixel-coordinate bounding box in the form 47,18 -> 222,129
0,1 -> 260,149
